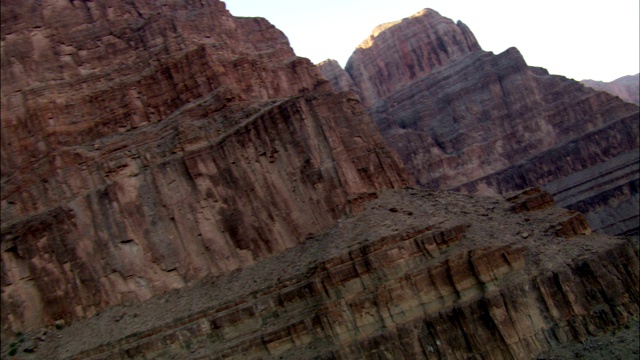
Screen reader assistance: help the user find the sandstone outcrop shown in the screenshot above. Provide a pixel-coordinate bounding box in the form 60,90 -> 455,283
582,74 -> 640,105
1,0 -> 410,337
343,9 -> 480,107
13,188 -> 639,359
319,9 -> 640,237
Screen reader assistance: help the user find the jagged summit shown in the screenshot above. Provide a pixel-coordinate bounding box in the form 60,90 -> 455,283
1,0 -> 410,339
345,8 -> 482,106
358,9 -> 448,50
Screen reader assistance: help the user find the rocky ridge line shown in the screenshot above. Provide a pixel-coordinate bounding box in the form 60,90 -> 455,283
317,8 -> 640,237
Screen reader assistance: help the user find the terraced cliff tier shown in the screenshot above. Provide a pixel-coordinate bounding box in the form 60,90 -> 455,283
11,188 -> 638,359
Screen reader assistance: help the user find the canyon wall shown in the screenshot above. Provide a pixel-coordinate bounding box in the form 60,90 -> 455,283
0,0 -> 411,336
318,9 -> 640,236
316,59 -> 358,95
22,188 -> 640,359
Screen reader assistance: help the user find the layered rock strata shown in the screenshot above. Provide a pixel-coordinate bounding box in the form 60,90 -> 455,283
316,59 -> 358,95
0,0 -> 410,336
318,9 -> 640,236
15,188 -> 639,359
342,9 -> 481,107
3,3 -> 639,358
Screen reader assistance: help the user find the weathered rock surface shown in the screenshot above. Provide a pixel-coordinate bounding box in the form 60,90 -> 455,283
343,9 -> 481,107
1,0 -> 319,163
320,9 -> 640,237
316,59 -> 358,95
0,0 -> 410,337
10,188 -> 639,359
3,3 -> 639,359
582,74 -> 640,105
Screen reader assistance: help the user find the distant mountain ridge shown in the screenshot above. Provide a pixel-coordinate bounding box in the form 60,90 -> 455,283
582,73 -> 639,105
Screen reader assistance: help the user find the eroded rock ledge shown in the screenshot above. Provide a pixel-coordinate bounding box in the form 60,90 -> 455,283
14,188 -> 638,359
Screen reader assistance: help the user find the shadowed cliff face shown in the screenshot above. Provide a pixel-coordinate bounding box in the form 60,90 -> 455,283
15,188 -> 640,359
0,0 -> 411,335
319,8 -> 640,237
316,59 -> 359,95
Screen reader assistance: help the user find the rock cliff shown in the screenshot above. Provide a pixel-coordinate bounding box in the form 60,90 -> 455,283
316,59 -> 358,95
2,2 -> 639,359
319,9 -> 640,237
0,0 -> 410,336
343,9 -> 481,107
582,74 -> 640,105
11,188 -> 640,359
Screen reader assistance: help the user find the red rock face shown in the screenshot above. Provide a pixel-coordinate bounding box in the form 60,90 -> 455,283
321,9 -> 640,237
344,9 -> 481,107
582,74 -> 640,105
1,0 -> 318,172
21,188 -> 640,359
1,3 -> 637,356
0,0 -> 411,334
316,59 -> 359,95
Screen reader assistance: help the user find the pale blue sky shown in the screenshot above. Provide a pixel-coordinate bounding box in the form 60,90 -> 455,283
223,0 -> 639,82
